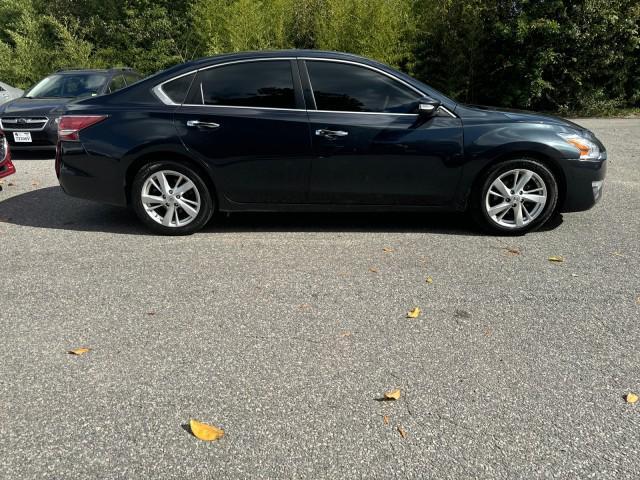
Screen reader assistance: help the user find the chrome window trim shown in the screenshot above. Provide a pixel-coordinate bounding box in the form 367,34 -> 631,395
180,104 -> 307,113
152,56 -> 457,118
0,116 -> 49,131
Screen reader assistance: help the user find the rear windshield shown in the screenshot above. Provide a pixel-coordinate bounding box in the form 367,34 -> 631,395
25,73 -> 108,99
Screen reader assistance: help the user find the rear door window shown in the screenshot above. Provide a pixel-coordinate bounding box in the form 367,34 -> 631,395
186,60 -> 296,109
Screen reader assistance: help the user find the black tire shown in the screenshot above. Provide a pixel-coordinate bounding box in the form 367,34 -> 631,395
471,158 -> 559,235
131,160 -> 214,235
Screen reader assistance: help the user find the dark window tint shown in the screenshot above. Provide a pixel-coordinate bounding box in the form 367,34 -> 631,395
189,61 -> 296,109
162,73 -> 195,104
108,75 -> 127,93
307,61 -> 419,113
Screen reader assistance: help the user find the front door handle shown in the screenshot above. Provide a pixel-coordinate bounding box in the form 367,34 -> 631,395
315,129 -> 348,139
187,120 -> 220,129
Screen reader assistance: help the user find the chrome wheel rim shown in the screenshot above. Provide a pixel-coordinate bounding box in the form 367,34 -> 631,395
485,168 -> 547,229
141,170 -> 201,227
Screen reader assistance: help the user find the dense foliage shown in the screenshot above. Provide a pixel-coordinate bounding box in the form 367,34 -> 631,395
0,0 -> 638,114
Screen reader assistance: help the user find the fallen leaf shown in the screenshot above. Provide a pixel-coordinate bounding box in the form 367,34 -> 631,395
548,256 -> 564,263
7,182 -> 15,186
298,303 -> 311,310
67,347 -> 90,356
612,252 -> 625,257
384,389 -> 401,400
505,247 -> 521,256
406,307 -> 421,318
397,425 -> 407,438
626,393 -> 638,404
31,181 -> 40,188
369,267 -> 378,273
383,415 -> 390,425
146,311 -> 156,316
383,247 -> 395,253
636,296 -> 640,305
189,419 -> 224,441
484,327 -> 492,337
425,276 -> 433,284
340,331 -> 352,337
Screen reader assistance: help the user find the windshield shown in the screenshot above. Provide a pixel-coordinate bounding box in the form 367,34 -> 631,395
25,73 -> 108,99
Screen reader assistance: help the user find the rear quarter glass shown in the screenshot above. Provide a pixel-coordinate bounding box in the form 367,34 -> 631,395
161,73 -> 195,104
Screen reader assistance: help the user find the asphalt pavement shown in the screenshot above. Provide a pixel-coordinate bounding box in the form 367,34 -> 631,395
0,119 -> 639,479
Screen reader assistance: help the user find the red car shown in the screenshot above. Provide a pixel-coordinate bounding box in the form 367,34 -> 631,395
0,132 -> 15,187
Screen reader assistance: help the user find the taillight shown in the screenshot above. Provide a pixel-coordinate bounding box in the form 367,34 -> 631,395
0,135 -> 7,162
58,115 -> 107,141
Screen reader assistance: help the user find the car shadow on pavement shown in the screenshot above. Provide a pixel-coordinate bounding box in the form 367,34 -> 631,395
0,185 -> 563,235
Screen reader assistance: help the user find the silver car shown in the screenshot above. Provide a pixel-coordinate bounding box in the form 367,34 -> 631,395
0,81 -> 24,105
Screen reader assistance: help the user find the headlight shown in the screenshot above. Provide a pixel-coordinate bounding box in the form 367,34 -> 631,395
559,133 -> 601,161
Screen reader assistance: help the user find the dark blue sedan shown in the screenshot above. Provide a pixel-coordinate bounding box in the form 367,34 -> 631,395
55,50 -> 606,235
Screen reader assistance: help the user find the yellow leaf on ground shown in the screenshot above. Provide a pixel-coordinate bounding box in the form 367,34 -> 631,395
626,393 -> 638,404
384,389 -> 401,400
548,256 -> 564,263
340,331 -> 352,337
406,307 -> 421,318
383,247 -> 395,253
369,267 -> 378,273
383,415 -> 390,425
425,276 -> 433,284
67,348 -> 90,356
189,419 -> 224,441
397,425 -> 407,438
506,247 -> 521,256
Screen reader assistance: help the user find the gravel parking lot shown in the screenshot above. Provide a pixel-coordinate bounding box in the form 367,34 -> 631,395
1,119 -> 639,479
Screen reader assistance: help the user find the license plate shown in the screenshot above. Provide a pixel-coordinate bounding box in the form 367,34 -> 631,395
13,132 -> 32,143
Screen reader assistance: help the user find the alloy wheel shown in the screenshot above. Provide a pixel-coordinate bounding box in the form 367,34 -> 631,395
141,169 -> 201,227
484,168 -> 547,229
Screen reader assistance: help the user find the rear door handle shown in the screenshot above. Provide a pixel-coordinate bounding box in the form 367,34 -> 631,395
315,129 -> 348,139
187,120 -> 220,129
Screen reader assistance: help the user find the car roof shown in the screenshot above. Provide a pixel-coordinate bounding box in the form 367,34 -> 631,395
181,49 -> 379,70
55,68 -> 138,75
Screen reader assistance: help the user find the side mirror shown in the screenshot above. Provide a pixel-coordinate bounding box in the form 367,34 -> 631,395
417,99 -> 441,117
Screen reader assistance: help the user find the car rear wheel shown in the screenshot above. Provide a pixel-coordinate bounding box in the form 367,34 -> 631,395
132,161 -> 214,235
472,158 -> 559,235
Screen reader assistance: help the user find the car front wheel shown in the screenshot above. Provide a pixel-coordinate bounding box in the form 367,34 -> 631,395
132,161 -> 214,235
472,158 -> 559,235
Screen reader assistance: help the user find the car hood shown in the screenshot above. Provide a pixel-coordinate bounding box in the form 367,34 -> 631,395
457,104 -> 587,132
0,97 -> 74,116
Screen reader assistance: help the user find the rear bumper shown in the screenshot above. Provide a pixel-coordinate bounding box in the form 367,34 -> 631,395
57,142 -> 128,206
559,157 -> 607,212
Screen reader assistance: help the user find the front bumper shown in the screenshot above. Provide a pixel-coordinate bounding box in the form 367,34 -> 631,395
3,118 -> 58,151
559,157 -> 607,212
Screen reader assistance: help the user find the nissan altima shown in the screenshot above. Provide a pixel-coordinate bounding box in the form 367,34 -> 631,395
55,50 -> 606,235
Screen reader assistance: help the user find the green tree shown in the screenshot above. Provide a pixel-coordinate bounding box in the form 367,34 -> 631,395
315,0 -> 415,68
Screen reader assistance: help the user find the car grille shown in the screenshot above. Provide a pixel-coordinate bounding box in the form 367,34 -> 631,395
0,116 -> 49,131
